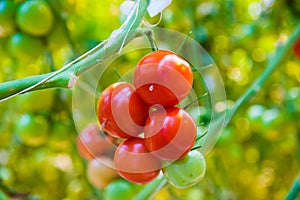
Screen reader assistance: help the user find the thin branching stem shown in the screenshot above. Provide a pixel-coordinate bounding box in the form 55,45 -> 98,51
0,0 -> 149,101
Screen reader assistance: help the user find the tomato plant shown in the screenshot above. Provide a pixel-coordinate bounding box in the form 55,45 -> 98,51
86,157 -> 118,189
0,0 -> 298,199
162,150 -> 206,189
144,107 -> 196,160
76,123 -> 112,160
97,82 -> 149,139
16,0 -> 54,36
114,138 -> 161,184
14,114 -> 49,147
134,50 -> 193,107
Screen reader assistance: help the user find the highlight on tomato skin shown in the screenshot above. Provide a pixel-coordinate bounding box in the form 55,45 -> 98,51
133,50 -> 193,108
114,138 -> 161,184
97,82 -> 150,139
144,107 -> 197,161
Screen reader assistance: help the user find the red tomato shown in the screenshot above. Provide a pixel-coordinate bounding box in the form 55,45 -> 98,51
134,50 -> 193,107
144,107 -> 196,160
97,82 -> 149,139
293,37 -> 300,58
114,138 -> 161,184
76,124 -> 113,160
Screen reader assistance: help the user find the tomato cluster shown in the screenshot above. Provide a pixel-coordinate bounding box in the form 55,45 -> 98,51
96,50 -> 198,184
0,0 -> 75,61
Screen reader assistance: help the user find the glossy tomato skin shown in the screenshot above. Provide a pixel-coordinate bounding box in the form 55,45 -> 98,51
162,150 -> 206,189
97,82 -> 149,139
76,124 -> 113,160
293,37 -> 300,58
144,107 -> 196,160
134,50 -> 193,107
114,138 -> 161,184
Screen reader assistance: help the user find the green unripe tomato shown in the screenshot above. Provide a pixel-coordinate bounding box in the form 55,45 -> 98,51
8,32 -> 44,61
15,114 -> 49,147
162,150 -> 206,189
0,0 -> 16,38
103,179 -> 134,200
16,0 -> 54,36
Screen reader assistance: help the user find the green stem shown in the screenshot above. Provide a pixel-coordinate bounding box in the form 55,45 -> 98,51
133,175 -> 167,200
0,72 -> 70,99
0,0 -> 149,101
145,29 -> 158,51
285,176 -> 300,200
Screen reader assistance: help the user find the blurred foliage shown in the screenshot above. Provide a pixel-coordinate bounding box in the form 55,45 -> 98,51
0,0 -> 300,199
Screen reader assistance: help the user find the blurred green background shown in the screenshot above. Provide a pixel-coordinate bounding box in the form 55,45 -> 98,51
0,0 -> 299,199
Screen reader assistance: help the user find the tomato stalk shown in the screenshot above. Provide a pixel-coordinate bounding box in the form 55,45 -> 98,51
0,0 -> 150,101
133,174 -> 167,200
145,29 -> 158,51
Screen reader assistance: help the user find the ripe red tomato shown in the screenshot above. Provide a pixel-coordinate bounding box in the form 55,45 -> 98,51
144,107 -> 196,160
76,123 -> 113,160
97,82 -> 149,139
134,50 -> 193,107
114,138 -> 161,184
293,36 -> 300,58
